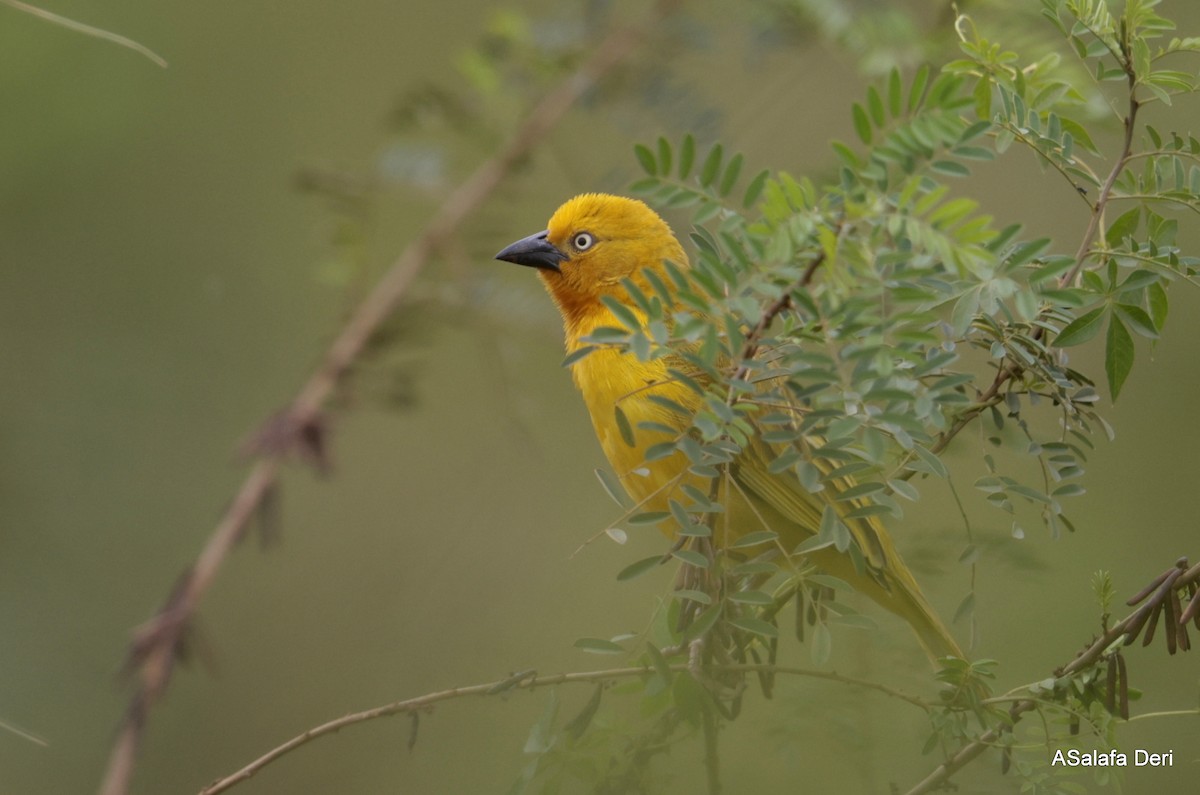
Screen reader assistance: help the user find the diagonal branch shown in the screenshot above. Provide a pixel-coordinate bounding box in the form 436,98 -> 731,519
1,0 -> 167,67
96,5 -> 681,795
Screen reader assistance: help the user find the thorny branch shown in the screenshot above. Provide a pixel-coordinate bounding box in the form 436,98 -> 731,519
97,4 -> 681,794
904,557 -> 1200,795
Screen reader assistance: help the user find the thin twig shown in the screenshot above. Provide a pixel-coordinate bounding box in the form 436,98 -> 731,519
1061,69 -> 1141,289
96,5 -> 681,795
730,241 -> 833,385
1,0 -> 167,67
198,661 -> 928,795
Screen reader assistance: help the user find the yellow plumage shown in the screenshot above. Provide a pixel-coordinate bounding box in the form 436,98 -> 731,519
496,193 -> 962,663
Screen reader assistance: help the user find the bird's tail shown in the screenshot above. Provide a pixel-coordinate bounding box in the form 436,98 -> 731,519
806,539 -> 964,664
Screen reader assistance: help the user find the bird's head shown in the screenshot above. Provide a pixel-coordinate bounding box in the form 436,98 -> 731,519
495,193 -> 686,325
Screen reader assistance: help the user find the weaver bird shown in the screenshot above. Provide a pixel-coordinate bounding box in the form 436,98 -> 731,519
496,193 -> 962,663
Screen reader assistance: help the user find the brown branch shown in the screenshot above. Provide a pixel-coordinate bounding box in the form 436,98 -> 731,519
96,6 -> 681,795
198,661 -> 927,795
1061,62 -> 1140,289
903,557 -> 1200,795
730,239 -> 833,385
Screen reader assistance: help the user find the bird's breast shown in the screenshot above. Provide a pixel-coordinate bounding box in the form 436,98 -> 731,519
570,345 -> 701,517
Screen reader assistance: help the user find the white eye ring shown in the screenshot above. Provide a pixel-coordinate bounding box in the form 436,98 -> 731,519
572,232 -> 595,251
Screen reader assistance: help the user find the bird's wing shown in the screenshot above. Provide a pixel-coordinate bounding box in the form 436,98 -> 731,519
729,420 -> 963,662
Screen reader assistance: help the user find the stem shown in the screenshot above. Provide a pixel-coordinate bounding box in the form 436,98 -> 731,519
1062,52 -> 1141,289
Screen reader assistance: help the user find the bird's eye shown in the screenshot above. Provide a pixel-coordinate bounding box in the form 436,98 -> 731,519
572,232 -> 595,251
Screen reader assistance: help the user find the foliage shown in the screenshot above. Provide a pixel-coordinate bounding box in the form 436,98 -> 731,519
515,2 -> 1200,793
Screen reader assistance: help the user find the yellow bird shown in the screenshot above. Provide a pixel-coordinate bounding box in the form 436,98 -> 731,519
496,193 -> 962,663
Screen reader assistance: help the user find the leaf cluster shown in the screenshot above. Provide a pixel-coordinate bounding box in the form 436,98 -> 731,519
555,2 -> 1200,793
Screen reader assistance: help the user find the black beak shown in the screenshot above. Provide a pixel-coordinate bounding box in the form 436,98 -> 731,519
494,230 -> 566,273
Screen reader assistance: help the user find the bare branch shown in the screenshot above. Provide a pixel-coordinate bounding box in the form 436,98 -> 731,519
198,661 -> 928,795
96,4 -> 681,794
1,0 -> 167,67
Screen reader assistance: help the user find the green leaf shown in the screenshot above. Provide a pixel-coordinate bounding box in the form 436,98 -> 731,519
889,479 -> 920,501
599,295 -> 642,333
679,133 -> 696,179
818,504 -> 840,539
669,497 -> 693,529
1114,304 -> 1158,338
1054,306 -> 1106,347
908,63 -> 931,113
911,445 -> 948,478
830,140 -> 860,169
727,590 -> 774,605
1148,281 -> 1169,329
634,143 -> 656,175
887,67 -> 903,117
1106,207 -> 1140,246
628,511 -> 670,526
1105,314 -> 1134,401
719,152 -> 743,197
682,603 -> 721,643
1007,238 -> 1052,267
628,177 -> 659,195
810,622 -> 832,665
575,637 -> 625,655
594,467 -> 628,506
700,143 -> 723,187
563,682 -> 604,739
605,527 -> 628,544
950,287 -> 980,336
674,589 -> 713,605
742,169 -> 769,208
852,103 -> 872,145
673,549 -> 710,568
793,534 -> 836,554
835,481 -> 885,501
614,405 -> 635,447
656,136 -> 672,177
1115,269 -> 1159,295
561,345 -> 597,367
1059,116 -> 1099,155
522,690 -> 559,753
953,592 -> 975,624
867,85 -> 885,127
730,530 -> 779,549
617,555 -> 663,581
645,641 -> 673,684
931,160 -> 970,177
1009,484 -> 1050,504
729,616 -> 779,638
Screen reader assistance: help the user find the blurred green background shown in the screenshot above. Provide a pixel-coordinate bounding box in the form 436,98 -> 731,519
2,1 -> 1199,793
